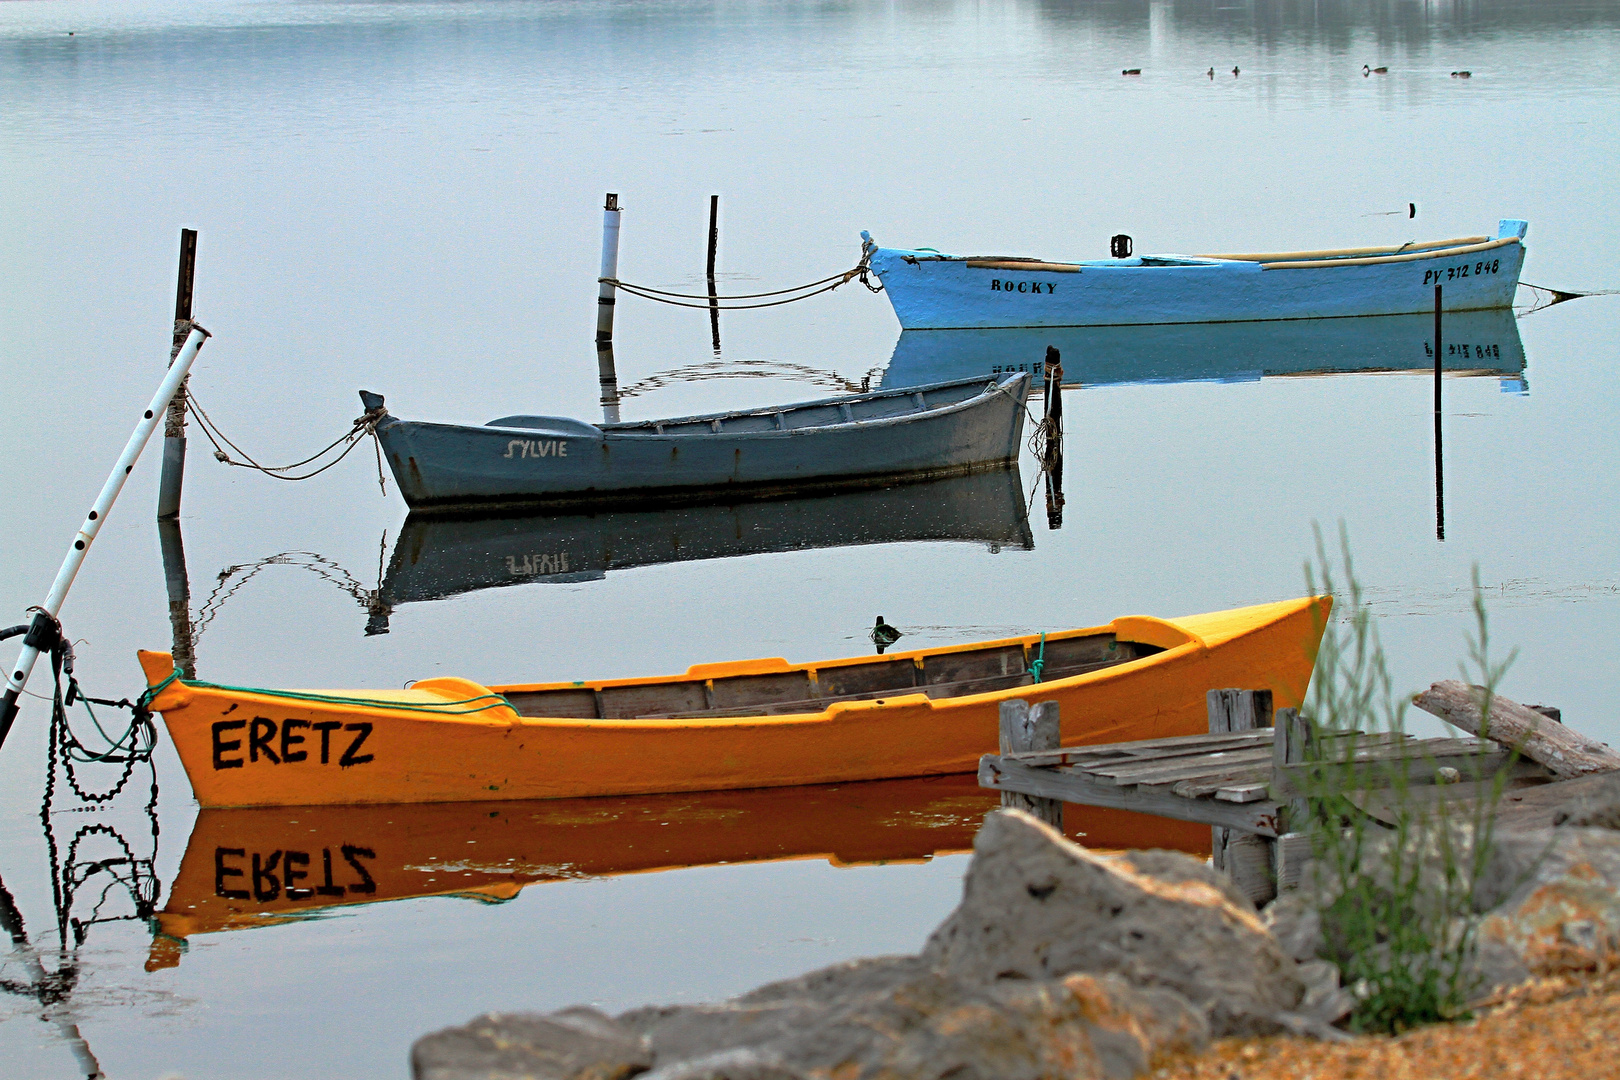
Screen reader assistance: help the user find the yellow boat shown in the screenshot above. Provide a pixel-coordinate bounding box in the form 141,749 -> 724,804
138,595 -> 1329,808
145,776 -> 1211,969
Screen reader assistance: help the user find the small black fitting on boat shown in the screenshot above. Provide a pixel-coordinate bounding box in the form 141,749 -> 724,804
1110,234 -> 1133,259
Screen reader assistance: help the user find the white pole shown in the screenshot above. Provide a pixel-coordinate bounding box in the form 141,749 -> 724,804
595,192 -> 621,344
0,324 -> 210,748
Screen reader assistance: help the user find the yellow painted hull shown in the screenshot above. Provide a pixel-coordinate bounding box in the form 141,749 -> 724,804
139,595 -> 1329,808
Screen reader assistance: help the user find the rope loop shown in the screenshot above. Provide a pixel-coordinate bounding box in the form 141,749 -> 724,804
602,247 -> 884,310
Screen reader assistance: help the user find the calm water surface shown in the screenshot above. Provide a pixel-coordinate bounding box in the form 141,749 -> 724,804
2,1 -> 1619,1075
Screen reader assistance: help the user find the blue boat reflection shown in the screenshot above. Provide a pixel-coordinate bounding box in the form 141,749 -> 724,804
882,309 -> 1527,392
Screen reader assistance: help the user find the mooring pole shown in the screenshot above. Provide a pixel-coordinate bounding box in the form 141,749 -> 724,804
0,325 -> 210,750
596,193 -> 621,344
1434,284 -> 1445,540
707,194 -> 721,355
597,340 -> 622,424
157,228 -> 198,520
158,518 -> 197,679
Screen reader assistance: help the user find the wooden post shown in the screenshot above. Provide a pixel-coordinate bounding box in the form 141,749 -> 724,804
157,518 -> 197,679
1210,690 -> 1277,904
998,699 -> 1064,830
706,194 -> 721,355
1434,283 -> 1444,540
596,194 -> 621,344
157,228 -> 197,520
1207,688 -> 1273,735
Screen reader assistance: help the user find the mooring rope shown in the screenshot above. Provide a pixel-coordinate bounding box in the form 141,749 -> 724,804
186,391 -> 389,493
1518,280 -> 1620,317
602,257 -> 884,311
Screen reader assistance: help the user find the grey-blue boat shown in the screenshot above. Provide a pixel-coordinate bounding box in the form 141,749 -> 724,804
362,372 -> 1030,510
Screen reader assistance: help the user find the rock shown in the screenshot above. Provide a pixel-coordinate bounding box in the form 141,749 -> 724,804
921,809 -> 1304,1036
622,968 -> 1205,1080
1261,891 -> 1323,963
1479,826 -> 1620,975
1115,848 -> 1256,913
412,1006 -> 652,1080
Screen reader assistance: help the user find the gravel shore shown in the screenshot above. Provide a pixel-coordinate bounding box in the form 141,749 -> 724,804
1153,971 -> 1620,1080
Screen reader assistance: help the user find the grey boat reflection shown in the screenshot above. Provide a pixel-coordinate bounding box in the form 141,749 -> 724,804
371,466 -> 1033,632
882,308 -> 1527,392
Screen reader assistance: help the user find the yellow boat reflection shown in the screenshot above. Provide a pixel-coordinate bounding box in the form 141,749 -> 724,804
147,775 -> 1208,969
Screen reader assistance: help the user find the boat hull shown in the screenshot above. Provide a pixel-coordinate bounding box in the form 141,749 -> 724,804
376,373 -> 1029,511
140,596 -> 1330,808
869,227 -> 1526,329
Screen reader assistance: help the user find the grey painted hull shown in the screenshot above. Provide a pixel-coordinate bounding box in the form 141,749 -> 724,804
372,466 -> 1033,630
373,373 -> 1030,511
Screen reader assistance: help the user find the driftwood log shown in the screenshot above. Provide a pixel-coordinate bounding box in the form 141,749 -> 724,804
1412,681 -> 1620,780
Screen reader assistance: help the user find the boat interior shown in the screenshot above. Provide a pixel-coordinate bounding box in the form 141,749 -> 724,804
598,374 -> 1015,437
499,630 -> 1165,720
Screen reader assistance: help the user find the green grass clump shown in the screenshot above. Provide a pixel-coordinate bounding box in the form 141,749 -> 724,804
1296,527 -> 1519,1034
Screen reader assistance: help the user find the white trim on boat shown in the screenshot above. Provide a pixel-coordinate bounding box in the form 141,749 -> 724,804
1258,235 -> 1520,271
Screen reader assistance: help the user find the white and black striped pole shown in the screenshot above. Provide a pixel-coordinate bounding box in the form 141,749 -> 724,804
0,324 -> 210,750
596,192 -> 623,422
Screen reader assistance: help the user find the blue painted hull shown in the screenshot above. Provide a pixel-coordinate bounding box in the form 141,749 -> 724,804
373,373 -> 1029,511
882,308 -> 1527,392
866,221 -> 1527,329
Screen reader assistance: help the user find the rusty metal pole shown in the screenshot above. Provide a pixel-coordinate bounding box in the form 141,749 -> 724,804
157,229 -> 197,520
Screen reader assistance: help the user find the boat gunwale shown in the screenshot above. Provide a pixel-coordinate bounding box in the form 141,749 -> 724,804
871,233 -> 1516,273
586,372 -> 1028,436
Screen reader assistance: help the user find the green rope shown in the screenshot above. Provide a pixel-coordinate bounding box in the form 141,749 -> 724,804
1030,631 -> 1047,684
143,674 -> 516,716
137,670 -> 180,709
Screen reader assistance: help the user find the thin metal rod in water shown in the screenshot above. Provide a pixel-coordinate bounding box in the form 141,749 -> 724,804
157,228 -> 198,520
1435,284 -> 1445,540
0,324 -> 211,749
707,194 -> 721,354
596,193 -> 621,344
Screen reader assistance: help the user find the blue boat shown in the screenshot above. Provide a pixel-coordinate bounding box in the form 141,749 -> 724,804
881,307 -> 1527,392
363,372 -> 1030,511
862,220 -> 1528,329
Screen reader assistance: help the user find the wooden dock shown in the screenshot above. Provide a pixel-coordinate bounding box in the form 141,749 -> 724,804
979,689 -> 1570,904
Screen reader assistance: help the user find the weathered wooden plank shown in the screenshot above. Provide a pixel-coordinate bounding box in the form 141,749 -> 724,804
1087,747 -> 1274,786
1273,746 -> 1525,797
1000,729 -> 1272,769
1413,681 -> 1620,779
1169,765 -> 1274,799
1350,764 -> 1557,827
979,755 -> 1282,836
999,700 -> 1063,829
1214,782 -> 1272,804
